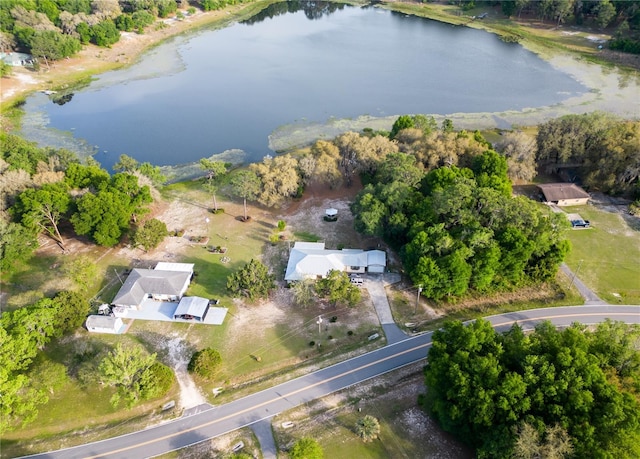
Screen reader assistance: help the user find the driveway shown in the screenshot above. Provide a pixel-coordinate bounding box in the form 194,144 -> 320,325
365,273 -> 407,344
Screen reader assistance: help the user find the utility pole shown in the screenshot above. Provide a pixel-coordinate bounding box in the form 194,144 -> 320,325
569,260 -> 583,290
414,285 -> 423,315
316,316 -> 323,348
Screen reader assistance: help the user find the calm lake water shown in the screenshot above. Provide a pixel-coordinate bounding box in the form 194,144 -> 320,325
19,2 -> 585,170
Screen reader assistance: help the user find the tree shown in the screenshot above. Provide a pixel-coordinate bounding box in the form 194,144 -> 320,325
199,158 -> 227,212
29,30 -> 81,68
89,19 -> 120,47
316,269 -> 361,307
291,278 -> 316,308
62,255 -> 98,293
52,290 -> 89,334
12,182 -> 70,250
113,154 -> 138,173
496,131 -> 537,182
226,259 -> 275,300
390,115 -> 414,139
355,415 -> 380,442
250,155 -> 301,207
0,220 -> 37,275
229,170 -> 260,221
71,173 -> 152,247
188,348 -> 222,379
290,437 -> 323,459
131,218 -> 167,252
98,342 -> 160,408
423,319 -> 640,458
595,0 -> 616,29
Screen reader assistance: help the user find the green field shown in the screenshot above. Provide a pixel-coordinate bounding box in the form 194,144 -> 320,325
563,205 -> 640,304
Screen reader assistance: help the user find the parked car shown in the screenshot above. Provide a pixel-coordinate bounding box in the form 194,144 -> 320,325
571,219 -> 590,228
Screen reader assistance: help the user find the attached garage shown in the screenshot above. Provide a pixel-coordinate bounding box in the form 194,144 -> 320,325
367,250 -> 386,273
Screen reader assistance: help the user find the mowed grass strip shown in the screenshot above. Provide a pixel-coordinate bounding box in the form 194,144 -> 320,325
563,205 -> 640,304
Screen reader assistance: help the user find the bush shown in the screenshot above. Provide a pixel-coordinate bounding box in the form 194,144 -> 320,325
141,362 -> 175,399
188,348 -> 222,378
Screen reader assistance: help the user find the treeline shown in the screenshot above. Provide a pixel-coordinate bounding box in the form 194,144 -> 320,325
473,0 -> 639,30
423,319 -> 640,458
0,0 -> 250,71
459,1 -> 640,54
1,134 -> 165,274
537,112 -> 640,195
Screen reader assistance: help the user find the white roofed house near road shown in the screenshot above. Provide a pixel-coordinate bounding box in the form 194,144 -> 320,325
284,242 -> 386,282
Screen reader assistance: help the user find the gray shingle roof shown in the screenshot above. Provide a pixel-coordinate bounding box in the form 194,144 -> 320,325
112,269 -> 191,307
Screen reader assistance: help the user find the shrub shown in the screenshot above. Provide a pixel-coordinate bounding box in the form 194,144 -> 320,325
188,348 -> 222,378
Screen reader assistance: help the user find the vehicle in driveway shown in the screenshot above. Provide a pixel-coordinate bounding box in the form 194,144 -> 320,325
571,219 -> 590,228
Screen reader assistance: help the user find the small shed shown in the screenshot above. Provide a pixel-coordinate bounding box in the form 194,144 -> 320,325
174,296 -> 209,321
538,183 -> 590,206
86,315 -> 125,334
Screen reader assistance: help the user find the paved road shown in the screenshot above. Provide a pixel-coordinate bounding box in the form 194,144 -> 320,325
23,305 -> 639,459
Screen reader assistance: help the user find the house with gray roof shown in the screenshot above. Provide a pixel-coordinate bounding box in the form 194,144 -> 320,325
112,263 -> 193,309
538,183 -> 590,206
284,242 -> 386,282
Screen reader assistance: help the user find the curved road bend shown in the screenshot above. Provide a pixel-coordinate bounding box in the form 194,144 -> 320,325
24,305 -> 640,459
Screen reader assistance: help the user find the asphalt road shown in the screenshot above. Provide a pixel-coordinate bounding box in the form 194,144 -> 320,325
23,305 -> 640,459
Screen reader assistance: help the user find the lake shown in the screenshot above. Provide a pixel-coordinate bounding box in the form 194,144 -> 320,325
18,2 -> 585,170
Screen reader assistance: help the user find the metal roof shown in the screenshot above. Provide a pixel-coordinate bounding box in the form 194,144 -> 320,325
174,296 -> 209,320
86,315 -> 121,329
154,262 -> 194,273
285,243 -> 385,281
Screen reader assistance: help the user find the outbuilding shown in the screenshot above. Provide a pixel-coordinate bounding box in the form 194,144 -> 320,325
538,183 -> 590,206
86,315 -> 126,334
173,296 -> 209,322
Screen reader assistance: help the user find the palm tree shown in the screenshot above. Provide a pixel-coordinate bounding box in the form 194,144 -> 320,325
355,415 -> 380,442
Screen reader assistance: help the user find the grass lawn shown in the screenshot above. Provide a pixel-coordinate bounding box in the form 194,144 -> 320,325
562,205 -> 640,304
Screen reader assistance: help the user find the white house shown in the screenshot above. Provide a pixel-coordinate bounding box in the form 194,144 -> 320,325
86,315 -> 125,334
284,242 -> 386,282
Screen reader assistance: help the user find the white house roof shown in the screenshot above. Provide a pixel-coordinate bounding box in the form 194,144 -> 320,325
174,296 -> 209,319
112,269 -> 191,307
367,250 -> 386,266
86,315 -> 121,329
325,208 -> 338,216
284,242 -> 382,281
154,262 -> 194,273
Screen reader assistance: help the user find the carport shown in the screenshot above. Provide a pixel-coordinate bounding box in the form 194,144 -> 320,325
173,296 -> 209,322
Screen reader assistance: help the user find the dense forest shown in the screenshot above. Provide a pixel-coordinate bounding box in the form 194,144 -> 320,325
423,319 -> 640,458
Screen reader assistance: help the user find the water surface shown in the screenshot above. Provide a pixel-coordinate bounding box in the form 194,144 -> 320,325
19,2 -> 586,170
